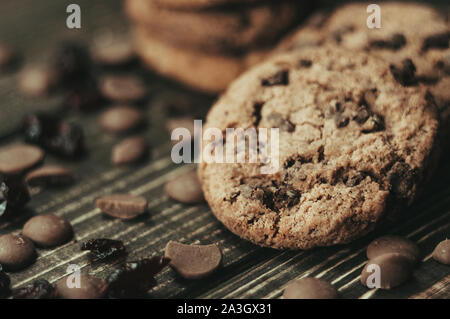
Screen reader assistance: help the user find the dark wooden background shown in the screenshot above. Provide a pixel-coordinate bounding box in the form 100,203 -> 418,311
0,0 -> 448,299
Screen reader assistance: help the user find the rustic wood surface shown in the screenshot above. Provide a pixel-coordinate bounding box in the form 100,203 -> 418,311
0,0 -> 449,299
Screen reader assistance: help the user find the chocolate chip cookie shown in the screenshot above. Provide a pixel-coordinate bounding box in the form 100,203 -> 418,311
125,0 -> 309,54
198,47 -> 440,249
132,26 -> 268,93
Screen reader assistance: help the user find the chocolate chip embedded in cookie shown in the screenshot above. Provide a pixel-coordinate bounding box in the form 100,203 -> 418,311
198,47 -> 440,249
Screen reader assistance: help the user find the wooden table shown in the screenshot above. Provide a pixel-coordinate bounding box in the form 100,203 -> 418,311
0,0 -> 449,299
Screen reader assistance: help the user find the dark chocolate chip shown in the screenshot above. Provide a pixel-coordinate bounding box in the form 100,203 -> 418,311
55,274 -> 107,299
432,239 -> 450,265
96,194 -> 148,220
283,278 -> 338,299
0,234 -> 36,271
252,102 -> 264,127
273,186 -> 301,210
22,214 -> 73,247
25,165 -> 75,187
165,171 -> 204,204
354,107 -> 370,124
422,32 -> 450,52
299,59 -> 313,68
11,279 -> 55,299
367,235 -> 420,263
261,70 -> 289,86
81,238 -> 126,263
387,162 -> 417,199
0,176 -> 30,219
267,113 -> 295,132
165,241 -> 222,279
369,33 -> 406,50
390,58 -> 418,86
334,113 -> 349,128
346,172 -> 366,187
361,114 -> 385,133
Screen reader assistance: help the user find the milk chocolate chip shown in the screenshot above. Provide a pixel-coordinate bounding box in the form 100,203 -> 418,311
22,214 -> 73,247
0,234 -> 36,271
283,278 -> 338,299
165,171 -> 204,204
25,165 -> 75,187
99,105 -> 143,133
367,235 -> 420,263
432,239 -> 450,265
0,144 -> 44,175
96,194 -> 148,220
111,136 -> 148,165
99,75 -> 146,102
55,274 -> 107,299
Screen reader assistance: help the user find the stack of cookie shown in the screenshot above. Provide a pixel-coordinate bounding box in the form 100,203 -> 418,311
124,0 -> 312,93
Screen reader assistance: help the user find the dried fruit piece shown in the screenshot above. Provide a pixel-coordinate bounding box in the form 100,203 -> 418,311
11,279 -> 55,299
81,238 -> 126,262
107,256 -> 170,298
0,177 -> 30,219
0,264 -> 11,298
53,42 -> 91,85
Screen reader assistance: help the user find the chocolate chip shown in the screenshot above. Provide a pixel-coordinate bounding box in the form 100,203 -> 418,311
91,35 -> 135,66
11,279 -> 55,299
111,136 -> 148,165
164,241 -> 222,279
361,253 -> 414,289
432,239 -> 450,265
99,106 -> 143,133
81,238 -> 126,263
332,25 -> 354,43
22,214 -> 73,247
0,144 -> 44,175
99,75 -> 146,102
361,114 -> 385,133
0,234 -> 36,271
267,113 -> 295,132
334,113 -> 349,128
354,107 -> 370,124
252,102 -> 264,127
299,59 -> 313,68
387,162 -> 417,199
273,186 -> 300,210
96,194 -> 148,220
261,70 -> 289,86
369,33 -> 407,50
390,58 -> 418,86
0,44 -> 19,71
346,172 -> 365,187
367,235 -> 420,263
165,171 -> 204,204
422,32 -> 450,52
25,165 -> 75,187
55,274 -> 107,299
283,278 -> 338,299
18,66 -> 58,97
0,265 -> 11,298
0,176 -> 30,218
106,256 -> 170,298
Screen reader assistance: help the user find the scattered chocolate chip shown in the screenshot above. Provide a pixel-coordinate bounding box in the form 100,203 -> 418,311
55,274 -> 107,299
91,35 -> 135,66
252,102 -> 264,127
81,238 -> 126,262
22,214 -> 73,247
390,58 -> 418,86
0,176 -> 30,218
0,144 -> 44,175
273,186 -> 301,210
111,136 -> 148,165
53,42 -> 91,85
422,32 -> 450,52
165,241 -> 222,279
283,278 -> 338,299
361,114 -> 385,133
387,162 -> 417,199
369,33 -> 406,50
267,113 -> 295,132
432,239 -> 450,265
0,265 -> 11,298
96,194 -> 148,220
346,172 -> 365,187
99,75 -> 146,102
299,59 -> 312,68
25,165 -> 75,187
165,171 -> 204,204
18,66 -> 58,97
0,234 -> 36,271
22,113 -> 85,158
334,113 -> 349,128
261,70 -> 289,86
99,105 -> 143,133
367,235 -> 420,263
11,279 -> 55,299
106,256 -> 170,298
361,253 -> 414,289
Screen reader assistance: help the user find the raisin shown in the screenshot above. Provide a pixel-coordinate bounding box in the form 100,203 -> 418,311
53,42 -> 91,85
0,176 -> 30,219
0,265 -> 11,298
106,256 -> 170,298
369,33 -> 406,50
48,122 -> 84,158
10,279 -> 54,299
390,59 -> 418,86
267,113 -> 295,132
65,78 -> 104,112
81,238 -> 126,262
422,32 -> 450,52
261,70 -> 289,86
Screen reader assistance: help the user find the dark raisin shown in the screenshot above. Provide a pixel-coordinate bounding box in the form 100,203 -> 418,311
22,113 -> 60,144
106,256 -> 170,298
81,238 -> 126,262
53,42 -> 91,85
390,58 -> 418,86
0,176 -> 30,219
267,113 -> 295,132
65,78 -> 105,112
346,172 -> 366,187
10,279 -> 54,299
387,162 -> 418,199
369,33 -> 406,50
299,59 -> 312,68
334,113 -> 349,128
48,122 -> 84,158
422,32 -> 450,52
261,70 -> 289,86
0,265 -> 11,298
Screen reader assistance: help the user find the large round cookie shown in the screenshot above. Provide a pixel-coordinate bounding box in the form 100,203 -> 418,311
125,0 -> 309,54
198,47 -> 440,249
132,27 -> 268,93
